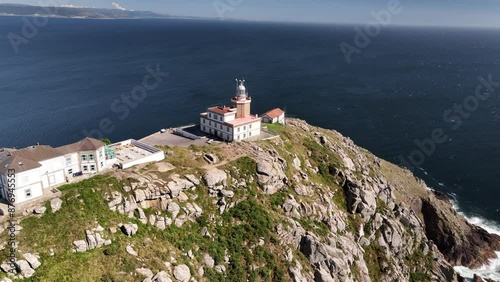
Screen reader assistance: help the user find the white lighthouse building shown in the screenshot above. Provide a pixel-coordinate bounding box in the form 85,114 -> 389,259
200,79 -> 261,142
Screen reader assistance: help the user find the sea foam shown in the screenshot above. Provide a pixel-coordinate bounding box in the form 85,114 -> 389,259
450,199 -> 500,281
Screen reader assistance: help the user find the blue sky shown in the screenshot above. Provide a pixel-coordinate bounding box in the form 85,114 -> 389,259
4,0 -> 500,27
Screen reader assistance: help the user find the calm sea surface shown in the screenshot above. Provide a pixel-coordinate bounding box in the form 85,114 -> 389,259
0,17 -> 499,225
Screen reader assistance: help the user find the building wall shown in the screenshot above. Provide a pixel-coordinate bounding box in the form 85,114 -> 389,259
262,116 -> 275,123
0,174 -> 6,199
0,169 -> 44,204
78,150 -> 102,174
233,120 -> 261,141
63,153 -> 80,176
121,151 -> 165,169
277,113 -> 285,124
206,112 -> 237,123
201,117 -> 261,141
39,157 -> 66,189
262,113 -> 285,124
13,180 -> 44,204
200,117 -> 234,141
236,102 -> 251,118
96,147 -> 106,171
224,113 -> 236,122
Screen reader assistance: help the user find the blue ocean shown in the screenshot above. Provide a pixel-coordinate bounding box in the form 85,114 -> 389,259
0,17 -> 499,233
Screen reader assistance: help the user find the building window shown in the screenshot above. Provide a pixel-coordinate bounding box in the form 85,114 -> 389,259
249,124 -> 252,129
100,162 -> 104,167
219,124 -> 222,129
83,165 -> 88,172
68,169 -> 73,175
202,119 -> 205,124
203,126 -> 206,131
243,134 -> 246,138
99,150 -> 103,158
89,154 -> 94,161
244,126 -> 246,130
208,113 -> 212,118
238,128 -> 240,132
249,132 -> 252,136
209,121 -> 212,126
90,165 -> 96,171
25,189 -> 31,198
81,155 -> 87,161
66,156 -> 71,165
219,116 -> 222,121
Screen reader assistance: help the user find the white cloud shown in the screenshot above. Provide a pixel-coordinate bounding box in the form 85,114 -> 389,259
112,2 -> 130,11
61,5 -> 87,8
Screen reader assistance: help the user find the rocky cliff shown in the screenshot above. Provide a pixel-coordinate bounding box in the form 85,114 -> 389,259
1,118 -> 499,281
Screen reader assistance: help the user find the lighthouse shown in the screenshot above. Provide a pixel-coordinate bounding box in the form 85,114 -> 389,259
199,79 -> 261,142
232,79 -> 252,118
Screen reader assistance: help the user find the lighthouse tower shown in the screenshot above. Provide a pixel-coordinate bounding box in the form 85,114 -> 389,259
231,79 -> 251,118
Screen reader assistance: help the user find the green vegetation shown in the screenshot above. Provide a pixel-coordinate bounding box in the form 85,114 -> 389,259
264,123 -> 285,133
295,218 -> 329,237
410,272 -> 431,282
302,138 -> 342,186
159,146 -> 204,168
100,138 -> 112,145
332,187 -> 348,211
270,191 -> 287,207
228,156 -> 257,179
5,175 -> 178,281
203,199 -> 286,282
404,243 -> 434,281
350,263 -> 362,282
0,120 -> 451,282
363,242 -> 387,282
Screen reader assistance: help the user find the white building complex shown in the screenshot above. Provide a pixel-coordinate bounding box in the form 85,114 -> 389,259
200,79 -> 261,142
57,137 -> 113,177
0,145 -> 67,203
0,137 -> 164,205
262,108 -> 285,124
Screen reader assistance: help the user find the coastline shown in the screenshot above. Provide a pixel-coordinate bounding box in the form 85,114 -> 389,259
451,199 -> 500,280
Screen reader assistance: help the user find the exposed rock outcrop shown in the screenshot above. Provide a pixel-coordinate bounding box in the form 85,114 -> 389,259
8,118 -> 499,281
255,151 -> 287,194
420,197 -> 500,268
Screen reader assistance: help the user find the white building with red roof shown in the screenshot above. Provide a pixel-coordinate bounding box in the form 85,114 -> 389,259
262,108 -> 285,124
200,79 -> 261,141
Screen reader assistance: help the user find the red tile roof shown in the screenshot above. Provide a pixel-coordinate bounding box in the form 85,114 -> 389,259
226,115 -> 261,127
57,137 -> 105,154
11,145 -> 63,162
0,154 -> 42,174
207,106 -> 234,115
262,108 -> 284,119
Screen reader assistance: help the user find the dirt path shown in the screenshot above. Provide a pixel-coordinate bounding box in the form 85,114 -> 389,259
201,143 -> 249,170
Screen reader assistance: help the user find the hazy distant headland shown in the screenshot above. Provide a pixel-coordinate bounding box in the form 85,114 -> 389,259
0,3 -> 172,19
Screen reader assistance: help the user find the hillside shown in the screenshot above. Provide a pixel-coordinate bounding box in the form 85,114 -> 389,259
0,4 -> 167,19
0,118 -> 498,281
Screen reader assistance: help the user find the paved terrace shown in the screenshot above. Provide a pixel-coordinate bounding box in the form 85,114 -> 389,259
140,124 -> 278,147
140,125 -> 210,147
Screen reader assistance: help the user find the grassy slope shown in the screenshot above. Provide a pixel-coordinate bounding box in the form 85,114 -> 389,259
0,120 -> 441,281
